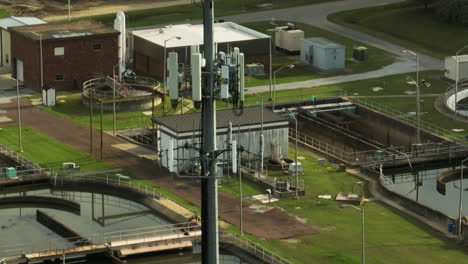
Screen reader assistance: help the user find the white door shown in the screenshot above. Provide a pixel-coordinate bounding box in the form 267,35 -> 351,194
16,59 -> 23,81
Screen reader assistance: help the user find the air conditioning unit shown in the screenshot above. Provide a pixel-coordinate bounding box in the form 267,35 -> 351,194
245,63 -> 265,76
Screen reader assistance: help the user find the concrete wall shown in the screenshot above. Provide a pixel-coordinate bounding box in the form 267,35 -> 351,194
133,35 -> 270,79
11,33 -> 119,91
350,107 -> 444,151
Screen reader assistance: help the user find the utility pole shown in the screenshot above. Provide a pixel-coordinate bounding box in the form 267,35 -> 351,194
201,0 -> 219,263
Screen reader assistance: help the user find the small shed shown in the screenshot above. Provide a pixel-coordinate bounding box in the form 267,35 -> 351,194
152,106 -> 289,172
444,55 -> 468,82
300,37 -> 345,71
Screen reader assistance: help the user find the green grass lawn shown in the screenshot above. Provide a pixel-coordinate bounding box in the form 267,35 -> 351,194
328,1 -> 468,59
89,0 -> 337,28
371,96 -> 468,134
41,94 -> 186,130
243,21 -> 395,87
0,9 -> 10,18
221,147 -> 468,264
241,70 -> 447,107
0,125 -> 114,171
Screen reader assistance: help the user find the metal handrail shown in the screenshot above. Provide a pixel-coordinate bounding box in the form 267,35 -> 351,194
345,96 -> 465,143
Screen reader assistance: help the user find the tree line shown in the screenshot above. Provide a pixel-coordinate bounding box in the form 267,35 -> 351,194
414,0 -> 468,25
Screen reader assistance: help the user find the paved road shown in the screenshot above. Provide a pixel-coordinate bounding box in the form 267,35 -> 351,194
218,0 -> 442,70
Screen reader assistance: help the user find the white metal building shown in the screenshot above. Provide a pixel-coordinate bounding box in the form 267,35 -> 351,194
130,22 -> 270,78
152,106 -> 289,172
0,16 -> 46,73
444,55 -> 468,81
300,37 -> 345,71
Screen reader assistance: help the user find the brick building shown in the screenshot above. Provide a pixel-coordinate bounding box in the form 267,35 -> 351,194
10,20 -> 119,91
130,22 -> 270,79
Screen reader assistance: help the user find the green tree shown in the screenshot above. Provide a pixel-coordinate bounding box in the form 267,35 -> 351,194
434,0 -> 468,24
412,0 -> 436,9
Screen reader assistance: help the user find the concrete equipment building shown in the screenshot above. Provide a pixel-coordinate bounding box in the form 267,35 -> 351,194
152,106 -> 289,172
131,22 -> 270,79
0,16 -> 46,73
445,55 -> 468,82
300,37 -> 345,72
10,20 -> 119,91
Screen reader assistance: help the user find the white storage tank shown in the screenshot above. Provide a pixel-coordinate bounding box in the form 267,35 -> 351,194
300,37 -> 345,71
444,55 -> 468,82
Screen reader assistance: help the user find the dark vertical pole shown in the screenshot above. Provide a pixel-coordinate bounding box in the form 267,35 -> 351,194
152,92 -> 156,146
100,100 -> 103,160
201,0 -> 219,263
89,95 -> 93,156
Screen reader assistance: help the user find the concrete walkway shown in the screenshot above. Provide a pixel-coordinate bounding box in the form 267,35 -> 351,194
246,58 -> 420,94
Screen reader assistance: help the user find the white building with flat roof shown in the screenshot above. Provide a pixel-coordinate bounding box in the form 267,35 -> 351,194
130,22 -> 270,78
0,16 -> 46,73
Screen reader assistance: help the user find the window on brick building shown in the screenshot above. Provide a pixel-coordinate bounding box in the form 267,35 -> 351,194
54,47 -> 64,56
55,75 -> 64,81
93,44 -> 102,50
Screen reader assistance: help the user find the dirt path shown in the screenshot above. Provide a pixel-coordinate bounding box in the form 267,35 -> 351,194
2,98 -> 317,239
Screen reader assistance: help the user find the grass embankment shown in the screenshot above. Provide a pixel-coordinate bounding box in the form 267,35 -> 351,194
228,147 -> 468,264
90,0 -> 336,28
242,21 -> 395,87
0,125 -> 114,171
328,1 -> 468,59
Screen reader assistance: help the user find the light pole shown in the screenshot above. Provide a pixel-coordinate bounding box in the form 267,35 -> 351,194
11,77 -> 22,152
273,64 -> 294,109
402,50 -> 420,144
340,181 -> 365,264
68,0 -> 71,22
287,109 -> 299,199
458,157 -> 468,238
267,28 -> 276,100
112,61 -> 121,135
163,36 -> 181,116
455,46 -> 468,115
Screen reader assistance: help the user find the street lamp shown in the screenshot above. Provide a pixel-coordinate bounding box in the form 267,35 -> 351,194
455,45 -> 468,115
287,109 -> 299,199
163,36 -> 181,115
273,64 -> 294,109
267,28 -> 276,100
458,157 -> 468,238
340,181 -> 365,264
11,76 -> 22,152
68,0 -> 71,21
112,61 -> 121,135
402,50 -> 420,144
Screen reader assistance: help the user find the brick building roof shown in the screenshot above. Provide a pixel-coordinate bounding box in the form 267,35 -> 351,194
152,106 -> 288,133
9,20 -> 118,41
